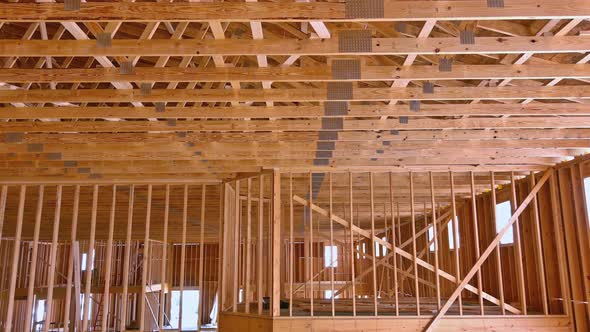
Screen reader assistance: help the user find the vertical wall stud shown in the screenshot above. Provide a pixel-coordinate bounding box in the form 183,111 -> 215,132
63,185 -> 80,331
470,172 -> 485,315
23,186 -> 44,332
82,185 -> 98,332
139,185 -> 152,332
101,185 -> 117,332
490,172 -> 506,315
121,185 -> 135,327
198,185 -> 206,330
159,185 -> 170,330
510,172 -> 528,314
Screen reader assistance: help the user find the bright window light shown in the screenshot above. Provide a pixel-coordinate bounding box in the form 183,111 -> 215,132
324,245 -> 338,267
447,218 -> 460,250
495,201 -> 514,245
428,226 -> 435,252
170,290 -> 200,330
81,249 -> 95,272
324,290 -> 339,299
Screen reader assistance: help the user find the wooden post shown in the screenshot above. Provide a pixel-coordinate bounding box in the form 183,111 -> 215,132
23,186 -> 44,332
232,180 -> 240,312
271,169 -> 281,316
449,171 -> 462,315
549,172 -> 571,315
429,172 -> 441,310
82,185 -> 99,332
178,185 -> 188,330
121,185 -> 135,329
349,172 -> 357,316
63,185 -> 80,332
409,172 -> 420,315
530,172 -> 549,314
5,185 -> 26,331
369,172 -> 378,315
510,172 -> 527,314
289,173 -> 294,317
329,173 -> 335,316
43,185 -> 62,332
159,185 -> 170,330
469,172 -> 484,315
309,172 -> 314,316
197,185 -> 206,331
388,173 -> 399,315
245,179 -> 252,313
139,185 -> 152,332
256,177 -> 264,315
424,169 -> 553,331
102,185 -> 117,332
490,171 -> 506,315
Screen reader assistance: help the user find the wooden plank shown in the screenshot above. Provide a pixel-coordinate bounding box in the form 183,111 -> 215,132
424,169 -> 553,331
370,172 -> 379,315
409,172 -> 420,315
429,172 -> 441,311
179,185 -> 188,330
289,173 -> 294,317
449,171 -> 462,315
81,185 -> 98,331
1,85 -> 590,104
158,184 -> 170,330
490,171 -> 506,315
120,184 -> 135,328
469,172 -> 484,315
328,173 -> 335,316
3,64 -> 590,83
271,170 -> 281,316
139,185 -> 152,332
257,176 -> 264,315
511,172 -> 528,314
101,185 -> 117,332
245,179 -> 252,314
197,185 -> 206,331
43,185 -> 62,332
6,103 -> 590,120
2,1 -> 589,22
529,172 -> 549,315
23,185 -> 44,332
389,172 -> 399,315
349,172 -> 357,316
62,185 -> 79,332
4,185 -> 26,331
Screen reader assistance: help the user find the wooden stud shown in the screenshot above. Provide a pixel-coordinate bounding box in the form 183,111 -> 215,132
470,172 -> 485,315
101,185 -> 117,332
429,172 -> 441,310
490,171 -> 506,315
23,186 -> 44,332
257,176 -> 264,315
511,172 -> 528,314
178,185 -> 188,330
197,185 -> 206,331
5,185 -> 25,331
139,185 -> 152,332
408,172 -> 420,315
245,179 -> 252,313
329,173 -> 335,316
271,169 -> 281,316
449,171 -> 462,315
289,173 -> 294,317
81,184 -> 98,332
369,172 -> 379,315
120,185 -> 134,328
159,184 -> 170,330
309,172 -> 314,316
63,185 -> 79,332
349,172 -> 357,316
233,180 -> 240,312
529,171 -> 549,315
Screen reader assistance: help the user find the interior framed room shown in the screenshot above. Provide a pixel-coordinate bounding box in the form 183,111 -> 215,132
0,0 -> 589,331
